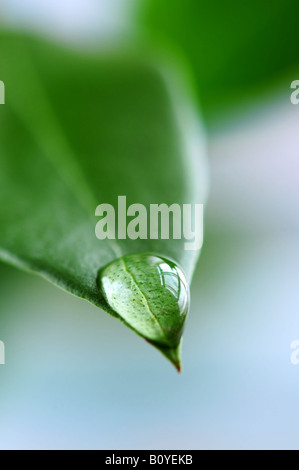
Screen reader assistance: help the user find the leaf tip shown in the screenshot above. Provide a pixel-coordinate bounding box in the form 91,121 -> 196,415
149,339 -> 183,373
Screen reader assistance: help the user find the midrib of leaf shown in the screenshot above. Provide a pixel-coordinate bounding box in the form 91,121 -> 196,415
120,256 -> 171,346
4,38 -> 122,259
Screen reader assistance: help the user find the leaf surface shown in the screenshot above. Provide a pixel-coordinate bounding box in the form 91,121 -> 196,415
0,31 -> 208,368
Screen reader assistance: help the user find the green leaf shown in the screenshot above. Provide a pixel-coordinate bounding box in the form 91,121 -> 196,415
0,30 -> 208,369
139,0 -> 299,120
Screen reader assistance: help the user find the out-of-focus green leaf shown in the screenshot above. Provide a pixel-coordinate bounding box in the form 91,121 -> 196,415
139,0 -> 299,119
0,31 -> 207,368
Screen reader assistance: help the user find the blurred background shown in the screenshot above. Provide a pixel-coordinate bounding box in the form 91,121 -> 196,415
0,0 -> 299,450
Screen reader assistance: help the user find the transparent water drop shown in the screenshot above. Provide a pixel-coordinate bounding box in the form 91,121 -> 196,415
97,252 -> 190,371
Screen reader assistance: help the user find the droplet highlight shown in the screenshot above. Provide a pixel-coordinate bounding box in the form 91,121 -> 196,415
97,252 -> 190,370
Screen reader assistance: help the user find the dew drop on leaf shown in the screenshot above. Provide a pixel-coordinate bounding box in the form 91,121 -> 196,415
97,253 -> 190,371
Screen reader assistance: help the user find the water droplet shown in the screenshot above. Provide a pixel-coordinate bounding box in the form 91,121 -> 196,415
97,253 -> 190,371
